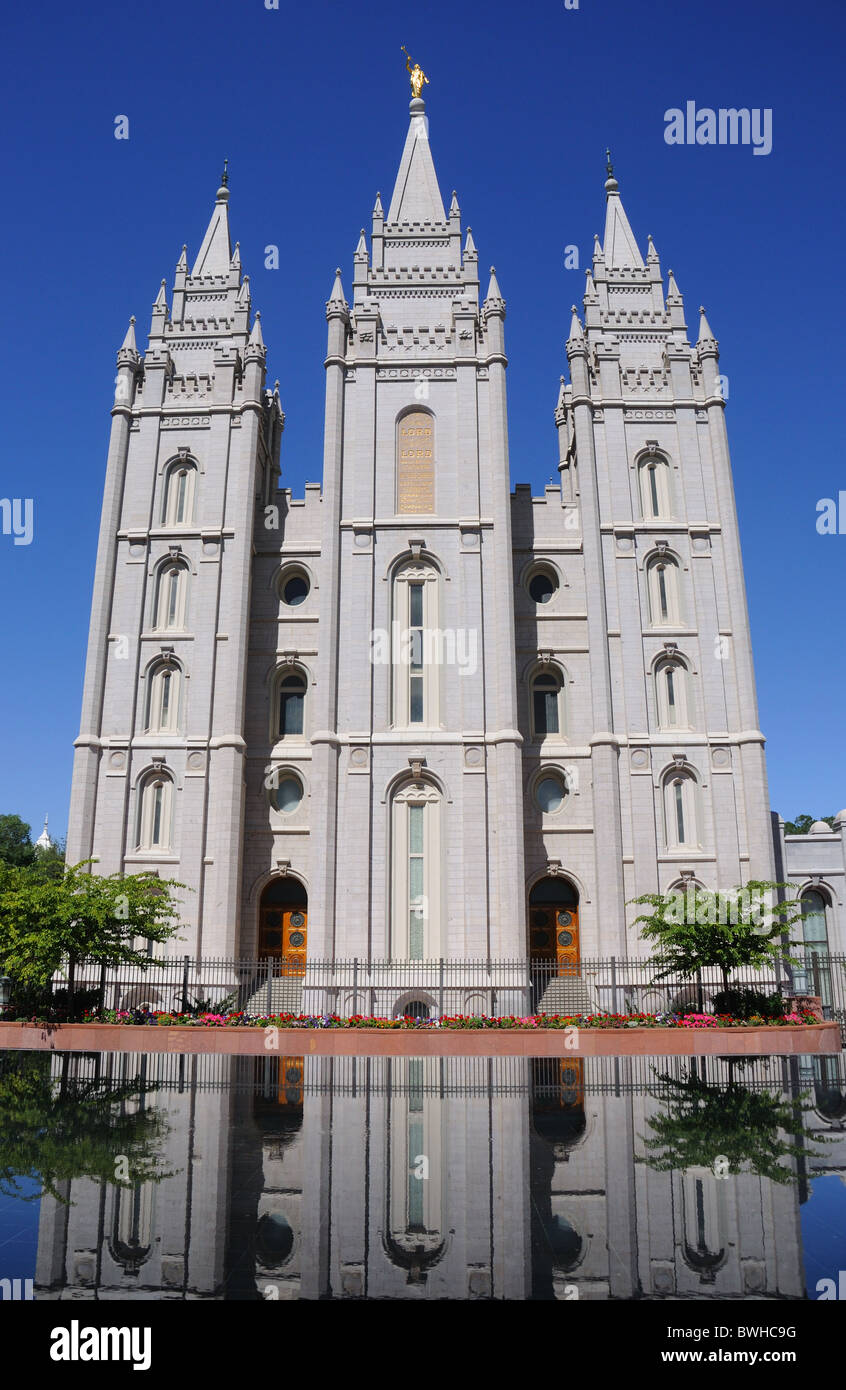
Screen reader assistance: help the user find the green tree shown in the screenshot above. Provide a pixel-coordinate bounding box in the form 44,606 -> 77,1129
640,1067 -> 823,1185
0,1052 -> 172,1202
783,813 -> 835,835
0,860 -> 184,999
629,881 -> 802,992
0,814 -> 36,867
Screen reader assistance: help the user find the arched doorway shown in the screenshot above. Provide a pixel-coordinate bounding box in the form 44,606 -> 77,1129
529,876 -> 580,973
259,876 -> 308,975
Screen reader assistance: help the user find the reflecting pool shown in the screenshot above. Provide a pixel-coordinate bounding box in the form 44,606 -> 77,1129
1,1050 -> 845,1300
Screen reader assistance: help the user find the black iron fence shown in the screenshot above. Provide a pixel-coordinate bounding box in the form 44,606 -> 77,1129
27,950 -> 846,1039
35,1049 -> 838,1100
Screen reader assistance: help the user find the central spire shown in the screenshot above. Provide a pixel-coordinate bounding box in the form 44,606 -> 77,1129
386,94 -> 446,225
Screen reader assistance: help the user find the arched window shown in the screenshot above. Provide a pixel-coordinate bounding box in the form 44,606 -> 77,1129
276,668 -> 307,739
137,771 -> 174,852
531,666 -> 564,739
798,890 -> 832,1008
154,561 -> 188,631
647,554 -> 681,627
391,781 -> 442,959
664,770 -> 698,850
144,660 -> 182,734
638,455 -> 671,519
655,659 -> 689,730
162,460 -> 197,527
391,560 -> 440,729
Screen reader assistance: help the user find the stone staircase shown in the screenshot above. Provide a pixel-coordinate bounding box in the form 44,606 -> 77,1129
534,975 -> 597,1019
241,976 -> 305,1018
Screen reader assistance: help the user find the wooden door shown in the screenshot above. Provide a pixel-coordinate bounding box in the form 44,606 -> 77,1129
529,903 -> 580,975
554,906 -> 580,975
259,906 -> 307,976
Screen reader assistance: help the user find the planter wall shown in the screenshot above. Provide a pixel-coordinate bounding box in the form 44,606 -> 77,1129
0,1020 -> 839,1057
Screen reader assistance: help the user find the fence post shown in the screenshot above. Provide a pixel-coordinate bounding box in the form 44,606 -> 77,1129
438,958 -> 444,1020
98,961 -> 107,1016
353,957 -> 359,1017
181,955 -> 190,1015
610,956 -> 618,1016
266,957 -> 273,1017
696,968 -> 704,1015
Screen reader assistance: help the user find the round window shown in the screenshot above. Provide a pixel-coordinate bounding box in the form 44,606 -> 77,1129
282,574 -> 309,606
536,776 -> 566,813
273,776 -> 303,813
290,911 -> 305,928
528,570 -> 558,604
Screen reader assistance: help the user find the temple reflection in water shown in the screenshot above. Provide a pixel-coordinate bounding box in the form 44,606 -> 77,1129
30,1051 -> 846,1301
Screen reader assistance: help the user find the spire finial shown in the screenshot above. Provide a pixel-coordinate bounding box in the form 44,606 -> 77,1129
221,157 -> 229,188
604,147 -> 619,194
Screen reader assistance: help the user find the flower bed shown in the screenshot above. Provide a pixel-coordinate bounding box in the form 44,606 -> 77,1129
8,1006 -> 813,1030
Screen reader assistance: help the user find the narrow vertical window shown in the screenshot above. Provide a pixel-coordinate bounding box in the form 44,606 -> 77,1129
674,779 -> 685,843
151,784 -> 164,845
409,583 -> 424,725
657,566 -> 669,622
138,773 -> 173,851
392,561 -> 439,729
408,805 -> 424,959
175,470 -> 188,523
163,461 -> 196,526
666,667 -> 677,725
532,671 -> 562,737
648,465 -> 660,517
278,672 -> 306,738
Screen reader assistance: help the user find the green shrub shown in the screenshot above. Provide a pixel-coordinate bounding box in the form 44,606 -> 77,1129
713,988 -> 785,1020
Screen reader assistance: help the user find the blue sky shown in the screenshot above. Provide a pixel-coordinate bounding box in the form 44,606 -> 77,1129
0,0 -> 844,842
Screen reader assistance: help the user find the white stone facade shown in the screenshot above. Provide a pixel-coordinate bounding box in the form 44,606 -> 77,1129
66,102 -> 845,963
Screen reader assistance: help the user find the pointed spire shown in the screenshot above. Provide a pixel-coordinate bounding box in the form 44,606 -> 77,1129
584,269 -> 597,301
191,171 -> 233,277
35,815 -> 51,852
247,310 -> 264,349
373,191 -> 384,218
230,241 -> 241,269
646,234 -> 659,263
153,279 -> 167,310
666,268 -> 682,301
568,305 -> 584,342
237,274 -> 250,305
485,266 -> 503,301
326,267 -> 349,320
176,244 -> 188,272
602,156 -> 644,270
698,305 -> 717,345
119,315 -> 138,354
449,190 -> 460,217
464,226 -> 477,257
387,99 -> 446,224
355,228 -> 368,257
593,232 -> 604,263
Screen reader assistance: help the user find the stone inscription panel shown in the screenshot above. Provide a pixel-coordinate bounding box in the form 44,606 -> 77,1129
397,412 -> 435,514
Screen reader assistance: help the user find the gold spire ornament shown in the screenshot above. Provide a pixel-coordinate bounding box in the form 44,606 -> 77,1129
401,47 -> 429,100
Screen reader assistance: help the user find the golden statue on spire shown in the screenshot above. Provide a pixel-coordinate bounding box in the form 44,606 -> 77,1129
401,47 -> 429,100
